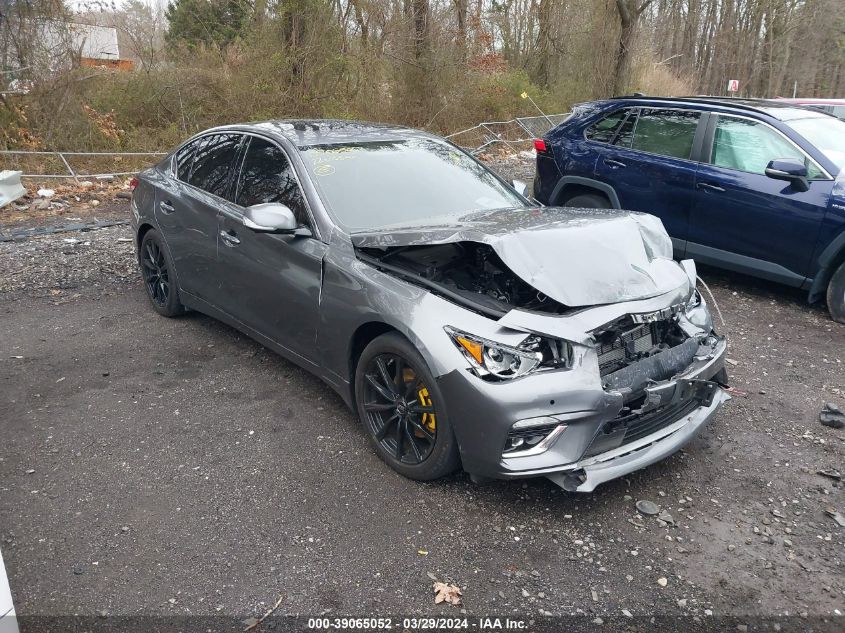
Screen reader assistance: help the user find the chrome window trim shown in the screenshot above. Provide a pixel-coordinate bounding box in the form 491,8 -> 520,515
616,107 -> 703,164
709,112 -> 833,180
167,129 -> 322,240
225,131 -> 321,239
584,106 -> 705,164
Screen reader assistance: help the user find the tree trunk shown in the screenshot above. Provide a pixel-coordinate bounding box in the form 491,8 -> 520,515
612,0 -> 652,96
454,0 -> 467,61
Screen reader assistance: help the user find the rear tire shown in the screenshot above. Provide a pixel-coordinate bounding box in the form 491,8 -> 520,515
354,332 -> 460,481
139,229 -> 184,318
562,192 -> 611,208
826,260 -> 845,324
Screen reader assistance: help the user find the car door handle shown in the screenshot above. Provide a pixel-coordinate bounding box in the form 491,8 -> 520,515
159,200 -> 175,214
697,182 -> 725,193
603,158 -> 627,168
220,230 -> 240,246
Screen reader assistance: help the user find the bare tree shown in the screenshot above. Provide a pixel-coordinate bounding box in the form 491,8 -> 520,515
612,0 -> 653,95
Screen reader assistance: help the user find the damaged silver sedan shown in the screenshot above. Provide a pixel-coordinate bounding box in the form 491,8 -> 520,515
130,120 -> 729,492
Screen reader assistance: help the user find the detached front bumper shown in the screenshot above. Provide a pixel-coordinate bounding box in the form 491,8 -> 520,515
437,335 -> 728,491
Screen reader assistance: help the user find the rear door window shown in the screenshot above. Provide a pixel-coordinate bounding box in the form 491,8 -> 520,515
630,109 -> 700,159
187,133 -> 243,199
585,110 -> 630,143
174,141 -> 198,181
234,136 -> 310,227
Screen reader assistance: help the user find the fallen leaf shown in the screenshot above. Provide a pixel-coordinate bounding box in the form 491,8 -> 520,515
417,549 -> 428,556
432,581 -> 462,606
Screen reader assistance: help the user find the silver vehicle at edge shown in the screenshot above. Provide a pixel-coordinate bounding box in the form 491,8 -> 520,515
130,120 -> 730,492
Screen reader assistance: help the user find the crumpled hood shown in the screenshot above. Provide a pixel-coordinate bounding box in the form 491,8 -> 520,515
351,207 -> 691,307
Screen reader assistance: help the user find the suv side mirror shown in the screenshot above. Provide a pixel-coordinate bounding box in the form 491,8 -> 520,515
765,158 -> 809,192
243,203 -> 297,233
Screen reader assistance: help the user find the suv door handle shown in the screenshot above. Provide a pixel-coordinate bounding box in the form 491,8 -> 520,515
603,158 -> 627,168
159,200 -> 175,214
220,230 -> 240,246
697,182 -> 725,193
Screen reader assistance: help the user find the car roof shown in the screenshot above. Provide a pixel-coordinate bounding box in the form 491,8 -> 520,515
601,95 -> 834,121
775,97 -> 845,105
218,119 -> 434,146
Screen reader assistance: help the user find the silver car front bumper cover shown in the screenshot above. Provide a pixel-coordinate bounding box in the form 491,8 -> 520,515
545,387 -> 729,492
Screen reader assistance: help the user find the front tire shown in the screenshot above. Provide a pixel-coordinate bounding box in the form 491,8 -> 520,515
827,260 -> 845,324
354,333 -> 460,480
139,229 -> 184,317
562,192 -> 611,209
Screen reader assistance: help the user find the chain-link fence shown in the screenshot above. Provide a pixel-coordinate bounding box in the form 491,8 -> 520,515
446,113 -> 570,154
0,150 -> 166,183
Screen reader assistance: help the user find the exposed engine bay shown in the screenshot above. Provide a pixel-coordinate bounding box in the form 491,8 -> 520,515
357,242 -> 569,316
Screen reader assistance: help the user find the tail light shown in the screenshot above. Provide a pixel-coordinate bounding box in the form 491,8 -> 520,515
533,138 -> 548,153
129,176 -> 139,191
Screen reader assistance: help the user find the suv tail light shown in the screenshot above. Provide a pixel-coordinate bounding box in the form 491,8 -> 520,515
533,139 -> 548,153
129,176 -> 138,191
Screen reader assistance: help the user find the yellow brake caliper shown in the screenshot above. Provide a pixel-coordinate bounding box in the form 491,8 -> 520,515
403,368 -> 436,436
417,386 -> 436,435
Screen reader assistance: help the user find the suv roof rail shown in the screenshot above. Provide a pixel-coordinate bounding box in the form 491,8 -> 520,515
606,94 -> 797,115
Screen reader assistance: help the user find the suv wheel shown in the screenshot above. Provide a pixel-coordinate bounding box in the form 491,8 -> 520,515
562,192 -> 611,209
827,260 -> 845,324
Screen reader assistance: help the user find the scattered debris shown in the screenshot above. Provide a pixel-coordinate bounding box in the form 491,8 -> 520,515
657,510 -> 675,527
819,402 -> 845,429
628,515 -> 646,528
636,499 -> 660,515
37,188 -> 55,198
817,469 -> 842,482
657,577 -> 668,587
824,506 -> 845,528
432,581 -> 463,606
243,594 -> 284,631
0,170 -> 26,208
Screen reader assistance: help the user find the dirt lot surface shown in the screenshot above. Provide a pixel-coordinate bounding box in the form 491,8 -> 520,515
0,160 -> 843,630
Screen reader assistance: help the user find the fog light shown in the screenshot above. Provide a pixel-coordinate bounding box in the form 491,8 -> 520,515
504,417 -> 566,456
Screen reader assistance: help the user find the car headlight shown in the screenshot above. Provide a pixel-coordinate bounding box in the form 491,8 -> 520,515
445,327 -> 571,380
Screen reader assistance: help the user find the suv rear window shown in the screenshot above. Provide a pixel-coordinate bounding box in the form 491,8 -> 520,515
584,111 -> 629,143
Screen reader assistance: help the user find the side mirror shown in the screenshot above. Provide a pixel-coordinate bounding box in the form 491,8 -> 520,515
243,203 -> 297,233
765,158 -> 809,192
512,179 -> 529,197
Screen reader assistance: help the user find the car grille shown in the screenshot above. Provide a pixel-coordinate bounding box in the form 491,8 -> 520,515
596,322 -> 657,376
583,397 -> 700,459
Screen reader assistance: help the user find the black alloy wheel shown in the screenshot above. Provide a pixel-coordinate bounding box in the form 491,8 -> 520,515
354,333 -> 460,480
141,238 -> 170,308
139,229 -> 184,317
361,353 -> 438,465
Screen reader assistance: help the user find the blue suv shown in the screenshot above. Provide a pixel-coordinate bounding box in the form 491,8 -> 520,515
533,96 -> 845,323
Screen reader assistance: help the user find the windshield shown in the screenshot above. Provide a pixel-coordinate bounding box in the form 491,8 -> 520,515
299,138 -> 527,231
785,116 -> 845,170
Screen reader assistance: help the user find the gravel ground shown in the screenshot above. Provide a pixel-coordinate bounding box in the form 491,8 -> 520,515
0,158 -> 843,629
